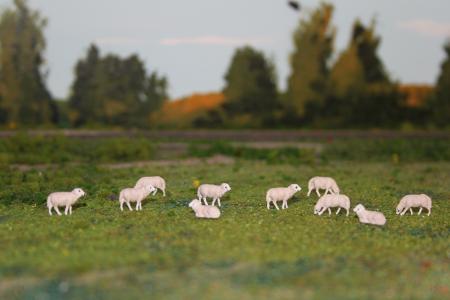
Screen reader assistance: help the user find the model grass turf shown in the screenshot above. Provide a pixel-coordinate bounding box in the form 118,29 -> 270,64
0,161 -> 449,299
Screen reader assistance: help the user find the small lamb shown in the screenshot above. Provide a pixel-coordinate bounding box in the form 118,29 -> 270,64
188,199 -> 221,219
47,188 -> 86,216
307,176 -> 340,197
314,194 -> 351,216
197,183 -> 231,207
135,176 -> 166,197
396,194 -> 432,216
119,185 -> 156,211
266,184 -> 302,210
353,204 -> 386,226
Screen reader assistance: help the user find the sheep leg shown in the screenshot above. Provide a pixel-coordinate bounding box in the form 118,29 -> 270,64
54,206 -> 62,216
324,188 -> 330,195
318,207 -> 326,216
316,189 -> 321,197
135,202 -> 140,211
418,207 -> 423,215
400,207 -> 408,216
48,206 -> 53,215
267,201 -> 271,209
283,200 -> 288,209
162,189 -> 166,197
120,201 -> 124,211
203,197 -> 209,206
336,207 -> 341,215
346,208 -> 349,216
212,198 -> 217,206
409,208 -> 413,215
328,208 -> 332,215
65,205 -> 70,215
217,198 -> 221,207
307,189 -> 312,197
273,201 -> 280,210
69,206 -> 73,215
152,190 -> 157,196
427,207 -> 431,216
126,201 -> 133,211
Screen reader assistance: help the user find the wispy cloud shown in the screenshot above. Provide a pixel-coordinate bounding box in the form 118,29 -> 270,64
399,19 -> 450,38
94,37 -> 146,46
160,35 -> 273,46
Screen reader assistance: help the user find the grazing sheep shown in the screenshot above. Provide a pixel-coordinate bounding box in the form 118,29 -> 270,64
119,185 -> 156,211
135,176 -> 166,197
188,199 -> 221,219
266,184 -> 302,210
197,183 -> 231,207
353,204 -> 386,226
314,194 -> 351,216
396,194 -> 432,216
307,177 -> 340,197
47,188 -> 86,216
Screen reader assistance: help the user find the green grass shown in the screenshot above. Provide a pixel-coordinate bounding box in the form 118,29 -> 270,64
0,160 -> 449,299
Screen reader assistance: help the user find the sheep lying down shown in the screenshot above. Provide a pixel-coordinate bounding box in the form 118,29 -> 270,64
266,184 -> 302,210
353,204 -> 386,226
396,194 -> 432,216
189,199 -> 220,219
119,185 -> 156,211
135,176 -> 166,197
314,194 -> 351,216
47,188 -> 86,216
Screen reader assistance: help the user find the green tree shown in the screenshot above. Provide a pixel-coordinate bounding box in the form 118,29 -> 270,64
327,19 -> 403,127
220,46 -> 279,127
0,0 -> 55,126
286,2 -> 335,121
430,41 -> 450,126
69,45 -> 168,127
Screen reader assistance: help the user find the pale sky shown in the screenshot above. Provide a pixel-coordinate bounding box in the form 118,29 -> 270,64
1,0 -> 449,99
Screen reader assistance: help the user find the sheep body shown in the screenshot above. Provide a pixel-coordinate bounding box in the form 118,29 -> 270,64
353,204 -> 386,226
188,199 -> 220,219
135,176 -> 166,196
119,185 -> 156,211
47,188 -> 86,216
314,194 -> 351,216
197,183 -> 231,206
396,194 -> 432,216
307,177 -> 340,197
266,184 -> 302,210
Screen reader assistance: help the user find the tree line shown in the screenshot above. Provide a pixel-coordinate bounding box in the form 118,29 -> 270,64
0,1 -> 448,129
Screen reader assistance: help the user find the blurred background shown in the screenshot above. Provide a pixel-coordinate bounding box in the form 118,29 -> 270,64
0,0 -> 448,130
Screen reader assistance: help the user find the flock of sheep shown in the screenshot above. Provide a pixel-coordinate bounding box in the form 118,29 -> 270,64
46,175 -> 433,226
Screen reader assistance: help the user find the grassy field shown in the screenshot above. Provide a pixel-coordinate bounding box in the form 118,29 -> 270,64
0,157 -> 449,299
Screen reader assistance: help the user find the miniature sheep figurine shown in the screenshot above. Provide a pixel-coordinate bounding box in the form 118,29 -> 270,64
47,188 -> 86,216
307,176 -> 340,197
119,185 -> 156,211
353,204 -> 386,226
314,194 -> 351,216
197,183 -> 231,207
188,199 -> 221,219
266,184 -> 302,210
135,176 -> 166,197
396,194 -> 432,216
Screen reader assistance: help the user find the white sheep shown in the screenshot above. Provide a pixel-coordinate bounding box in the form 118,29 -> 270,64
135,176 -> 166,197
119,185 -> 156,211
47,188 -> 86,216
353,204 -> 386,226
307,177 -> 340,197
266,184 -> 302,210
396,194 -> 432,216
197,183 -> 231,207
314,194 -> 351,216
188,199 -> 221,219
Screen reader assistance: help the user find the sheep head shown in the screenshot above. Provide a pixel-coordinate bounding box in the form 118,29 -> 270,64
221,183 -> 231,192
189,199 -> 201,208
353,204 -> 365,214
72,188 -> 86,197
289,184 -> 302,192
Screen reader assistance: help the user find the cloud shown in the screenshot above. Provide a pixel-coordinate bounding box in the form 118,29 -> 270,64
399,19 -> 450,38
160,35 -> 273,46
94,37 -> 146,46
